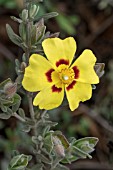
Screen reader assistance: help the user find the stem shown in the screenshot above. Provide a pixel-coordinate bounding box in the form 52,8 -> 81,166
12,112 -> 25,122
27,92 -> 35,121
41,110 -> 47,117
25,1 -> 32,63
25,1 -> 35,122
51,157 -> 62,170
23,0 -> 27,8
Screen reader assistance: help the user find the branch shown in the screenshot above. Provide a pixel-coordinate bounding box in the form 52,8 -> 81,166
12,112 -> 25,122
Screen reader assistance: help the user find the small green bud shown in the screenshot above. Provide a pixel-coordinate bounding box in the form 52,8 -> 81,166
38,135 -> 43,141
4,82 -> 17,98
30,4 -> 39,18
15,59 -> 20,67
21,9 -> 28,21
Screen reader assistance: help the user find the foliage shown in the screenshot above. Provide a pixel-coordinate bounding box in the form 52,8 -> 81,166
0,0 -> 17,9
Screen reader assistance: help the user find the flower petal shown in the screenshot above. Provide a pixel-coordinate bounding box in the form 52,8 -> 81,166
71,49 -> 99,84
65,81 -> 92,111
22,54 -> 54,92
42,37 -> 77,68
33,84 -> 64,110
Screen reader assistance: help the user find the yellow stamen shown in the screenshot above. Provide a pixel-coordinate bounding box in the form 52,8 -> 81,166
58,67 -> 75,85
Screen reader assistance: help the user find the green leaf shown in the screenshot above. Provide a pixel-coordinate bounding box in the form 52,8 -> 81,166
62,137 -> 98,163
12,94 -> 21,112
16,75 -> 23,85
0,97 -> 14,105
30,4 -> 39,18
31,164 -> 44,170
11,16 -> 22,23
44,120 -> 58,127
0,78 -> 11,89
9,154 -> 29,170
7,107 -> 13,114
56,15 -> 76,35
12,150 -> 20,157
32,136 -> 39,145
44,133 -> 53,153
62,146 -> 88,163
31,25 -> 37,45
0,112 -> 11,119
34,12 -> 58,21
36,153 -> 51,164
54,164 -> 69,170
73,145 -> 92,158
22,124 -> 31,133
6,24 -> 23,47
73,137 -> 98,149
0,104 -> 7,112
73,137 -> 99,153
25,118 -> 35,126
15,59 -> 20,68
19,22 -> 26,42
18,108 -> 25,119
21,9 -> 28,21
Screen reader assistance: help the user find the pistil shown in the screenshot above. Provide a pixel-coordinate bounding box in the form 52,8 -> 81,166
59,67 -> 75,85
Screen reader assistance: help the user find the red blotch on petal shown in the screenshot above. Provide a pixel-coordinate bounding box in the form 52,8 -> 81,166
45,69 -> 54,82
66,80 -> 76,91
52,85 -> 62,93
56,59 -> 69,67
72,66 -> 79,79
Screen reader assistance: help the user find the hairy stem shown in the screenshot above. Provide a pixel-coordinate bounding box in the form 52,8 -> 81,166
51,157 -> 63,170
12,112 -> 25,122
25,1 -> 32,63
27,92 -> 35,121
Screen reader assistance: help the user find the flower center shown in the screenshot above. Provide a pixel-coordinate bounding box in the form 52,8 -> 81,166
59,68 -> 75,85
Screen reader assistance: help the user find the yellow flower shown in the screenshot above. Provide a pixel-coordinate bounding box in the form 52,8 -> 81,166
22,37 -> 99,111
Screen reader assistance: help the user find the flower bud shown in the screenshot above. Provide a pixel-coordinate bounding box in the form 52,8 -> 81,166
22,9 -> 28,21
30,4 -> 39,18
52,136 -> 65,157
21,62 -> 27,72
94,63 -> 105,78
36,18 -> 46,41
4,82 -> 17,98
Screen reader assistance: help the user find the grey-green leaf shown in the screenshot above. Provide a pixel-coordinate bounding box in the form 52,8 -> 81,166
12,94 -> 21,112
34,12 -> 58,21
19,22 -> 26,42
54,164 -> 69,170
0,78 -> 11,89
0,112 -> 11,119
36,153 -> 51,164
18,108 -> 25,119
6,24 -> 23,47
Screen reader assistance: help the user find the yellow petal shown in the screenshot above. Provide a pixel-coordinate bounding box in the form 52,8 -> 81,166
42,37 -> 77,68
71,49 -> 99,84
33,84 -> 64,110
65,81 -> 92,111
22,54 -> 54,92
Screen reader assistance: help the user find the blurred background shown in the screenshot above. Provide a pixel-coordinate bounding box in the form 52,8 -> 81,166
0,0 -> 113,169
